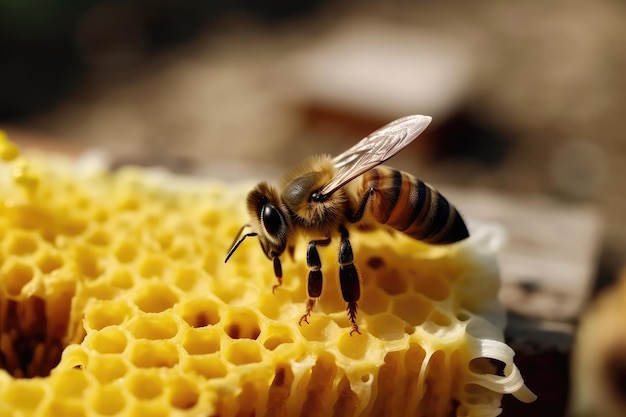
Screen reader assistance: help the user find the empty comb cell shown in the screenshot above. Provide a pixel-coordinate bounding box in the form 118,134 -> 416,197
0,133 -> 535,416
181,327 -> 222,355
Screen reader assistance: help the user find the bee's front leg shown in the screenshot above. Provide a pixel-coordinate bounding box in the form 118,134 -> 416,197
338,225 -> 361,335
271,254 -> 283,293
299,237 -> 331,326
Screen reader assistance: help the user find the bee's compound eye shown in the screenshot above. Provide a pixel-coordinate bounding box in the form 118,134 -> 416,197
261,205 -> 284,237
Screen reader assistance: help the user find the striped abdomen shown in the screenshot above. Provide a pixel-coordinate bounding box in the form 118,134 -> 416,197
358,166 -> 469,244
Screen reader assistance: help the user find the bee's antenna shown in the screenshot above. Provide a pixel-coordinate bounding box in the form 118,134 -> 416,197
225,224 -> 256,263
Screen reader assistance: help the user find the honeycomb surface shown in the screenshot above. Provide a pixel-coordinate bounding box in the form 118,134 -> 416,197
0,131 -> 535,417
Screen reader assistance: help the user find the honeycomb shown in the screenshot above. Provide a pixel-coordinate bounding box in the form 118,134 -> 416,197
0,130 -> 535,416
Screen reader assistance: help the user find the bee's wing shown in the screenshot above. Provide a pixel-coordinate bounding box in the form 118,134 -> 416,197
319,115 -> 432,197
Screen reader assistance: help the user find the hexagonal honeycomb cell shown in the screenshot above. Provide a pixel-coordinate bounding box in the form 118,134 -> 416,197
0,132 -> 535,416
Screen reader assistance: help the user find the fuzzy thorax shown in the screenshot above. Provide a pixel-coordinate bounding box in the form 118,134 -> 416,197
281,155 -> 348,234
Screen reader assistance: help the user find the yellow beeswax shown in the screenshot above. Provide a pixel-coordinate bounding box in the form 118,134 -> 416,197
0,133 -> 534,416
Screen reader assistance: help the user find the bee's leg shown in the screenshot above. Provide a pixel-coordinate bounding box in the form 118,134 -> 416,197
299,237 -> 331,326
338,225 -> 361,335
347,187 -> 374,223
271,254 -> 283,293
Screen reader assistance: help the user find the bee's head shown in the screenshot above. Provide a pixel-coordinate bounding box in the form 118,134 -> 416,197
246,182 -> 291,258
225,182 -> 291,279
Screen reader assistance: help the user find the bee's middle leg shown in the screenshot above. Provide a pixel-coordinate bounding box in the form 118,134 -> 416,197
338,225 -> 361,335
299,237 -> 331,326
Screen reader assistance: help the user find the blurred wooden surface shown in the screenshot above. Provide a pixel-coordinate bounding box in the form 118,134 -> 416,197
448,188 -> 603,322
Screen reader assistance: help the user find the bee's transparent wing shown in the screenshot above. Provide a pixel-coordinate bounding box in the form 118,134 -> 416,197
319,115 -> 432,197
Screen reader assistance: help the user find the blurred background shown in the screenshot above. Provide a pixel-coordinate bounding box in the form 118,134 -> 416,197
1,0 -> 625,415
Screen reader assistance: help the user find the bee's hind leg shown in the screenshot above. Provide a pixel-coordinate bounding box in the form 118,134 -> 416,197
338,225 -> 361,335
299,237 -> 331,326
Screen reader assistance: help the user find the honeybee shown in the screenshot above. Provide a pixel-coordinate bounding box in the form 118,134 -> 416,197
225,115 -> 469,335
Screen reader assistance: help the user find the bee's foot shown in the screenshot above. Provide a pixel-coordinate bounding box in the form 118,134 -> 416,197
347,302 -> 360,335
298,298 -> 316,326
271,275 -> 283,294
298,314 -> 310,326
